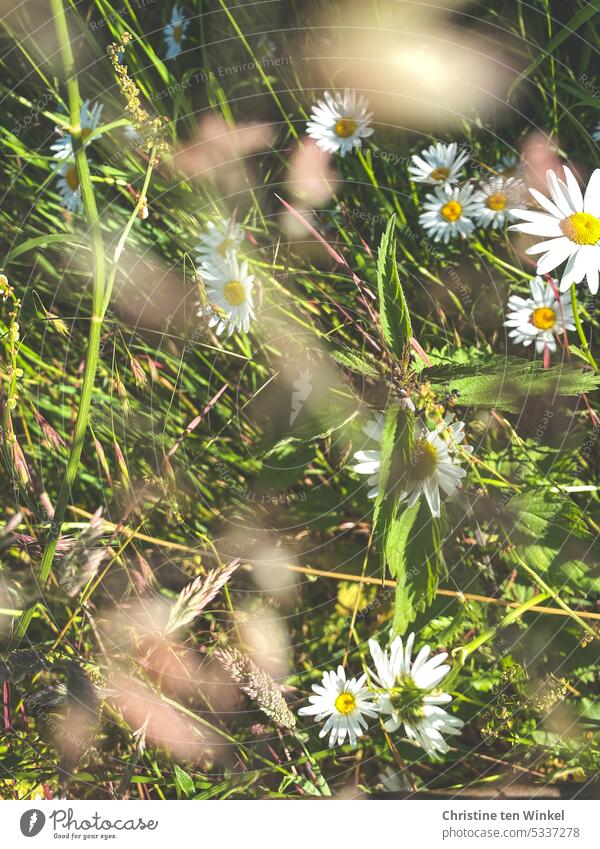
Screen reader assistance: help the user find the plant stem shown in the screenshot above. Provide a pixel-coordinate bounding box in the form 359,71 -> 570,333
102,145 -> 157,313
570,283 -> 598,372
9,0 -> 106,648
66,505 -> 600,623
474,240 -> 531,279
511,550 -> 597,640
453,592 -> 550,665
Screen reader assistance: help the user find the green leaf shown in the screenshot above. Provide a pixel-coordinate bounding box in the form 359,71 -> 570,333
372,406 -> 398,541
330,346 -> 381,377
376,216 -> 412,362
498,491 -> 589,539
173,764 -> 195,797
498,491 -> 598,591
386,500 -> 444,635
6,233 -> 87,264
260,408 -> 359,456
422,355 -> 600,412
566,345 -> 592,365
372,406 -> 414,544
278,772 -> 325,797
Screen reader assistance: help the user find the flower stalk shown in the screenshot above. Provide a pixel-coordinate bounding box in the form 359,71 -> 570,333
511,550 -> 597,641
452,591 -> 551,668
10,2 -> 157,648
570,283 -> 598,373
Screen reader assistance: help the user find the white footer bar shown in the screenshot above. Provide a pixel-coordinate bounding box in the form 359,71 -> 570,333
0,799 -> 596,848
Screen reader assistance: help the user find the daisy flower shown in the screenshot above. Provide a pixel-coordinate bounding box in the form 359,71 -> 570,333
473,175 -> 523,229
369,632 -> 464,757
408,142 -> 469,186
352,415 -> 470,518
350,399 -> 416,500
298,665 -> 379,748
351,412 -> 385,499
196,218 -> 244,267
419,183 -> 479,243
54,161 -> 82,212
306,89 -> 373,157
504,276 -> 574,355
509,165 -> 600,294
50,99 -> 103,161
497,152 -> 521,177
200,254 -> 255,336
164,4 -> 188,60
399,418 -> 470,518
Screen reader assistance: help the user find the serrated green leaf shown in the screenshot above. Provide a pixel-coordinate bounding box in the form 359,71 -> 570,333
498,491 -> 598,591
376,216 -> 412,362
330,346 -> 381,377
372,406 -> 414,543
423,355 -> 600,412
386,499 -> 444,635
498,491 -> 590,539
372,406 -> 398,541
567,345 -> 592,365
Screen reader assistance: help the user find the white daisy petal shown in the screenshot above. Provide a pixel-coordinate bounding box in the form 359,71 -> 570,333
306,89 -> 373,157
563,166 -> 584,212
199,250 -> 255,337
583,168 -> 600,217
472,175 -> 524,229
298,665 -> 379,748
50,99 -> 103,162
54,160 -> 82,212
164,4 -> 188,60
511,166 -> 600,294
419,183 -> 479,242
352,413 -> 470,517
504,276 -> 571,356
528,187 -> 565,219
409,141 -> 469,186
368,632 -> 464,757
535,240 -> 574,274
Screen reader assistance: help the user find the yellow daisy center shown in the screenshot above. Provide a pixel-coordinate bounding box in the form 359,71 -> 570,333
531,306 -> 556,330
173,24 -> 183,43
486,192 -> 507,211
217,237 -> 234,257
65,165 -> 79,191
409,438 -> 438,481
223,280 -> 247,306
441,200 -> 462,222
430,166 -> 450,182
334,118 -> 357,138
560,212 -> 600,246
334,692 -> 356,715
